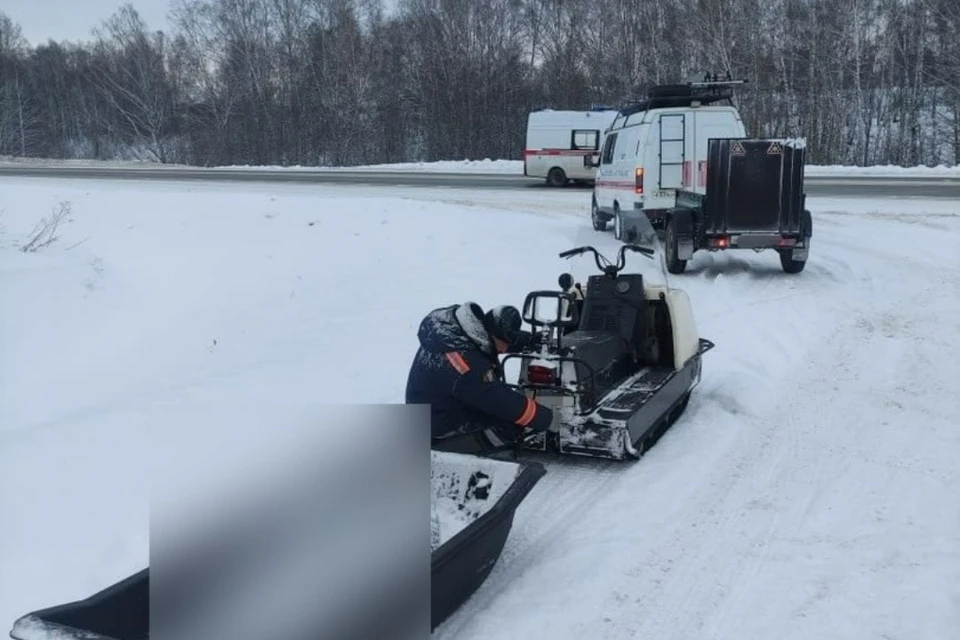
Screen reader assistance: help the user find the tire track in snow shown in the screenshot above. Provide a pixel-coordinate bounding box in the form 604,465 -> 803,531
598,216 -> 958,640
607,383 -> 826,640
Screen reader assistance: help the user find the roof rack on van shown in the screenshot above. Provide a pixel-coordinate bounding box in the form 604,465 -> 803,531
617,73 -> 748,118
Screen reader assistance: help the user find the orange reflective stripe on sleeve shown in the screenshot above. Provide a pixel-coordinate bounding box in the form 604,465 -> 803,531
444,351 -> 470,374
515,397 -> 537,427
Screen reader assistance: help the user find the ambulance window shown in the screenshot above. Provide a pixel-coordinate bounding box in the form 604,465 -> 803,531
601,133 -> 618,165
571,129 -> 599,150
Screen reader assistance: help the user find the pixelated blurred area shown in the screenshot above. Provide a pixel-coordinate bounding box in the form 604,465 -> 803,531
150,404 -> 430,640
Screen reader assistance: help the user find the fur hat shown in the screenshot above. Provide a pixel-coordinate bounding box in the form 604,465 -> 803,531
454,302 -> 494,352
454,302 -> 529,352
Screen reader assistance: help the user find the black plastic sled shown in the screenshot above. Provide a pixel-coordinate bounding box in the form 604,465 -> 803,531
9,452 -> 546,639
430,451 -> 546,631
9,568 -> 149,640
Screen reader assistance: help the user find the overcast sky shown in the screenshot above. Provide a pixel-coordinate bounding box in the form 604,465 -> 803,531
4,0 -> 401,46
3,0 -> 173,45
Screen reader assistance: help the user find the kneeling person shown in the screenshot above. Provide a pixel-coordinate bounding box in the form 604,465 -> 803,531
405,301 -> 552,453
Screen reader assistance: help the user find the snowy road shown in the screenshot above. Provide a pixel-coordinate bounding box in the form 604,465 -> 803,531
1,160 -> 960,197
1,177 -> 958,639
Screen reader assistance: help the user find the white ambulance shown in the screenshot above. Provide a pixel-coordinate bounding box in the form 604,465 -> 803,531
524,108 -> 620,186
589,78 -> 748,238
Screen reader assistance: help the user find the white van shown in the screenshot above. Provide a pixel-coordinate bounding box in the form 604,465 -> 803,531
590,79 -> 748,237
524,108 -> 620,186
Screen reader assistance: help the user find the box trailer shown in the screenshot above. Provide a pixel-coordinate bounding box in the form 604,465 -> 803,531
618,136 -> 812,274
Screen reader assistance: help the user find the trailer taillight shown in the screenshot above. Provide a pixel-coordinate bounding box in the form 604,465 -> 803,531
709,236 -> 729,248
778,237 -> 797,246
527,365 -> 556,385
635,168 -> 644,194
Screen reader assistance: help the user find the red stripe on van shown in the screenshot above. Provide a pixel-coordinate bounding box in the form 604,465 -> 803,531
594,179 -> 636,189
523,148 -> 597,158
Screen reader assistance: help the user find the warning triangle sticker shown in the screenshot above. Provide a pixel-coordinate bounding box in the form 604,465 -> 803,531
731,142 -> 745,155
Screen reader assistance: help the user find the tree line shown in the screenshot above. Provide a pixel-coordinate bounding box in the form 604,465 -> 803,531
0,0 -> 957,168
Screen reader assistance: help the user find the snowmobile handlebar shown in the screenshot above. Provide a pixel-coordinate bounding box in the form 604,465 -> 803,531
559,244 -> 654,276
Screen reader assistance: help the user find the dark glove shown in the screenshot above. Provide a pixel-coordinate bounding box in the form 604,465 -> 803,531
511,329 -> 536,352
519,402 -> 553,435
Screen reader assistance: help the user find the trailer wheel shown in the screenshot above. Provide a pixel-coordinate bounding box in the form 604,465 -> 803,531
591,198 -> 608,231
547,167 -> 567,187
780,209 -> 812,273
779,241 -> 808,273
665,217 -> 687,274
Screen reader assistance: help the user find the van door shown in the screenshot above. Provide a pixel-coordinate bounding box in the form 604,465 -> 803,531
595,131 -> 619,211
571,128 -> 602,180
658,113 -> 686,191
640,112 -> 685,211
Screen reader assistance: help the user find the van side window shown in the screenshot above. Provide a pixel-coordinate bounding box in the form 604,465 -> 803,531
571,129 -> 599,150
601,133 -> 618,165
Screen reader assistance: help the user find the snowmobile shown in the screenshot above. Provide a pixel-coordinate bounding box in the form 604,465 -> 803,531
501,226 -> 714,461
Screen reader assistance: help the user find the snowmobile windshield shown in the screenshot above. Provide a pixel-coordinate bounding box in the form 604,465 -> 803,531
558,212 -> 670,292
622,212 -> 672,289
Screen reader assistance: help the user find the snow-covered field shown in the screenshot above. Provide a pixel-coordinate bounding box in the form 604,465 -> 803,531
1,154 -> 959,177
1,176 -> 959,639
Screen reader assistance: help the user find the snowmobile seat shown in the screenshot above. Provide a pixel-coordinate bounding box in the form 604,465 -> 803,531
562,273 -> 648,379
562,331 -> 627,380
